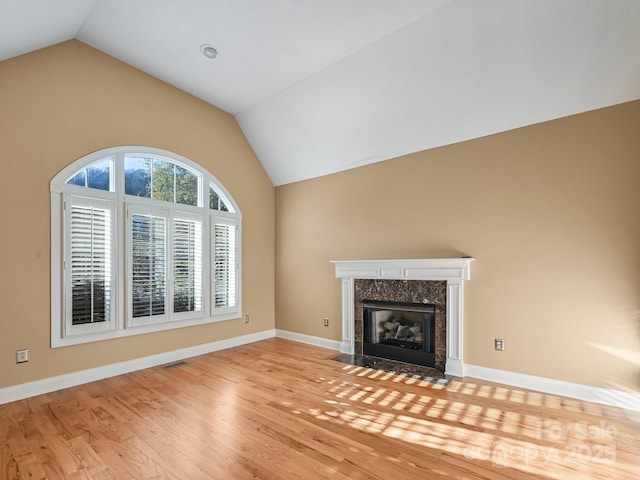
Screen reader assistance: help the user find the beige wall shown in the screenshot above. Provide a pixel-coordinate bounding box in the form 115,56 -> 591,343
0,41 -> 275,389
2,39 -> 638,396
275,100 -> 640,392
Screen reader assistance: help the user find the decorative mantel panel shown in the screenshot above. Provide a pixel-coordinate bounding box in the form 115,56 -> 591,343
331,258 -> 474,377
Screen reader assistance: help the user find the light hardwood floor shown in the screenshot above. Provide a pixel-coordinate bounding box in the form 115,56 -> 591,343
1,338 -> 638,479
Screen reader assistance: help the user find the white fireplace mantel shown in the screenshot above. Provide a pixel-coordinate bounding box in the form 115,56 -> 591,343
331,258 -> 474,377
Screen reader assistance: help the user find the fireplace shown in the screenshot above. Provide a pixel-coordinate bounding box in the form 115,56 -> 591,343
332,258 -> 474,377
356,279 -> 446,371
363,300 -> 436,367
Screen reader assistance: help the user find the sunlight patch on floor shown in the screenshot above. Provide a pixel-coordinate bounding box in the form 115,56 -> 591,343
304,374 -> 636,479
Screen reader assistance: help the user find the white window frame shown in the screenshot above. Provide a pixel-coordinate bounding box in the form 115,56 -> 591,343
50,146 -> 242,347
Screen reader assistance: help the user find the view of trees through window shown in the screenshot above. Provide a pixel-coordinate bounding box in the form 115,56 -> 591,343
210,186 -> 229,211
124,156 -> 199,206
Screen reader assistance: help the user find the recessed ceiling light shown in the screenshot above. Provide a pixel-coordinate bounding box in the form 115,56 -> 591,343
200,44 -> 218,59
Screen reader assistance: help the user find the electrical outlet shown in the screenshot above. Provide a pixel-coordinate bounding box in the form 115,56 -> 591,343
323,318 -> 329,327
16,349 -> 29,363
243,314 -> 250,324
494,338 -> 505,351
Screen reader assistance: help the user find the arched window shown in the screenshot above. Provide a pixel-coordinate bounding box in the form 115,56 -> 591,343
50,147 -> 242,346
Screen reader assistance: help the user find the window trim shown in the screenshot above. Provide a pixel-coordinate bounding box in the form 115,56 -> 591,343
51,146 -> 242,348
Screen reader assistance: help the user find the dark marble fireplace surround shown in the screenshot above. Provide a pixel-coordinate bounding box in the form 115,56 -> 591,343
354,279 -> 448,371
333,258 -> 473,379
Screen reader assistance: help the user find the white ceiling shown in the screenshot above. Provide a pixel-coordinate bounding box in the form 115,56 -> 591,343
2,0 -> 639,185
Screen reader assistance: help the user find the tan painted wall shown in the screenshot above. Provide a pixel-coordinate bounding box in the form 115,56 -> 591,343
275,100 -> 640,392
0,41 -> 275,389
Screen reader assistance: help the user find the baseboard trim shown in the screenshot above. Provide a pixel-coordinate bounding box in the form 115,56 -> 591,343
275,332 -> 640,411
275,329 -> 341,351
0,329 -> 276,406
2,330 -> 638,412
465,364 -> 640,411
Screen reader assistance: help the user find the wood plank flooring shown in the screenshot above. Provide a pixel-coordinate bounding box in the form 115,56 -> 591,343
1,338 -> 638,479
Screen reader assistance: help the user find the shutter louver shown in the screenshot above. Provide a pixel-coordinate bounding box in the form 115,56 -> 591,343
70,205 -> 112,325
173,218 -> 202,313
131,214 -> 166,318
213,223 -> 236,308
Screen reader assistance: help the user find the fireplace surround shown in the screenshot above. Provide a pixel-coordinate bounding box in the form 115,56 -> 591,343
332,258 -> 474,377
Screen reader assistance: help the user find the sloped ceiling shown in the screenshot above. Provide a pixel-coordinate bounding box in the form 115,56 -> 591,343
2,0 -> 639,185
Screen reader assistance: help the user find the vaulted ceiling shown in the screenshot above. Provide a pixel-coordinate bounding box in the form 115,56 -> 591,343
2,0 -> 639,185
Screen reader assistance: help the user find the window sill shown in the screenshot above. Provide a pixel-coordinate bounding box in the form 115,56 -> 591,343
51,312 -> 242,348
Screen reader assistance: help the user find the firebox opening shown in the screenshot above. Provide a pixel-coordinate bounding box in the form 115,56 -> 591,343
363,300 -> 437,368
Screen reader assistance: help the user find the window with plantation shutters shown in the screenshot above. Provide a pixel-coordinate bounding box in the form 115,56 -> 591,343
173,216 -> 203,315
212,221 -> 237,310
51,147 -> 242,347
129,210 -> 167,324
64,196 -> 115,336
127,206 -> 206,327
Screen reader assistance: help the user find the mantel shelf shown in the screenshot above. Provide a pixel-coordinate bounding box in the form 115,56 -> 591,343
331,258 -> 474,281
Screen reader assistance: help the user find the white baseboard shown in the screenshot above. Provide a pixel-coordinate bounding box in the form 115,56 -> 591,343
444,358 -> 463,377
275,329 -> 341,351
0,329 -> 276,406
2,330 -> 638,412
465,364 -> 640,411
275,331 -> 640,411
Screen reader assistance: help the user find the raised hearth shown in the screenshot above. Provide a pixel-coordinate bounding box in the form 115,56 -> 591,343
332,258 -> 474,377
331,353 -> 451,385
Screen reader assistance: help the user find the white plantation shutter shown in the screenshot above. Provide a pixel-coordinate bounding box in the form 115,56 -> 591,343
173,216 -> 203,316
129,209 -> 167,325
65,196 -> 115,336
212,220 -> 237,310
